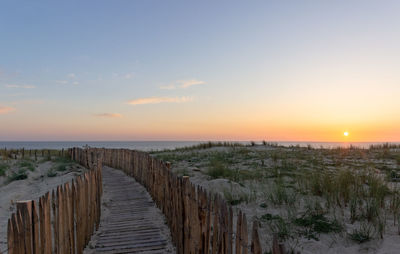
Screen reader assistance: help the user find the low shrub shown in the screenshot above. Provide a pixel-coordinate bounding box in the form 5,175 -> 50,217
8,169 -> 28,182
0,162 -> 9,176
18,160 -> 36,171
47,169 -> 57,177
349,223 -> 374,243
294,213 -> 342,234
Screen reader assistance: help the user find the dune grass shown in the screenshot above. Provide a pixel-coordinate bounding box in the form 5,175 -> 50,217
18,159 -> 36,171
0,162 -> 9,176
152,143 -> 400,245
7,169 -> 28,182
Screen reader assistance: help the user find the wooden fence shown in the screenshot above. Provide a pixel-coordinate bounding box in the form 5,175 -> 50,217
5,151 -> 103,254
0,148 -> 67,161
70,148 -> 265,254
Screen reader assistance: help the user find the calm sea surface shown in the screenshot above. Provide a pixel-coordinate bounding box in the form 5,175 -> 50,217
0,141 -> 399,151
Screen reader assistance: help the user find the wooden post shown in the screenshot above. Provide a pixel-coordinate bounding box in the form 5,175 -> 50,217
212,196 -> 219,254
75,177 -> 83,254
12,212 -> 23,254
182,176 -> 190,253
7,218 -> 15,254
52,190 -> 58,254
235,211 -> 242,254
272,234 -> 285,254
251,221 -> 261,254
39,192 -> 52,254
16,201 -> 34,254
241,214 -> 248,254
228,207 -> 233,254
32,201 -> 39,254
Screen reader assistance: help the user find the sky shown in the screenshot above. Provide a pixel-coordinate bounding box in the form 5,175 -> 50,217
0,1 -> 399,142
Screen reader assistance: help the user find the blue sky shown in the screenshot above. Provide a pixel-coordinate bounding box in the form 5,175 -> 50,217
1,1 -> 400,141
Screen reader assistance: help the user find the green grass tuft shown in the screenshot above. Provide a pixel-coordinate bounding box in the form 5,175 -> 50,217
0,162 -> 10,176
294,214 -> 342,234
7,169 -> 28,182
349,223 -> 374,243
18,160 -> 36,171
47,169 -> 57,177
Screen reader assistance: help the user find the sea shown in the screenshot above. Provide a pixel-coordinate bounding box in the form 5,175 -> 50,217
0,141 -> 399,151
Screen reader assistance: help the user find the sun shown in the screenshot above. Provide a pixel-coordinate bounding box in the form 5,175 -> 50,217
344,131 -> 349,137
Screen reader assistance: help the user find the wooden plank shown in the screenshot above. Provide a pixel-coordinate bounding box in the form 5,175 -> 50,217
32,201 -> 40,254
251,221 -> 262,254
272,234 -> 285,254
84,174 -> 89,245
71,181 -> 76,254
182,176 -> 190,253
39,192 -> 52,254
16,201 -> 33,254
235,211 -> 242,254
205,194 -> 211,254
228,206 -> 233,254
212,196 -> 219,254
64,183 -> 72,254
52,190 -> 58,254
57,186 -> 65,254
90,166 -> 170,253
241,214 -> 248,254
7,218 -> 15,254
15,212 -> 24,254
75,177 -> 83,254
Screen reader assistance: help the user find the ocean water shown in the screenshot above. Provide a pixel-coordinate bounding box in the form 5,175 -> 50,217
0,141 -> 399,151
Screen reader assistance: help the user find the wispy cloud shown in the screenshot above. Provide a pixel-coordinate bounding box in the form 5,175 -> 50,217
178,79 -> 205,88
56,80 -> 68,85
0,106 -> 15,114
159,84 -> 177,90
11,99 -> 44,105
68,73 -> 76,78
128,96 -> 192,105
4,84 -> 36,89
94,113 -> 123,118
159,79 -> 205,90
111,72 -> 135,79
124,73 -> 134,79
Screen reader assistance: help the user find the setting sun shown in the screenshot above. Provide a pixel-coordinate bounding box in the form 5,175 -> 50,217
344,131 -> 349,137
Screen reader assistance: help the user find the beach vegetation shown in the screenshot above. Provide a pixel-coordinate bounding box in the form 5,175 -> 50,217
0,162 -> 9,176
18,159 -> 36,171
47,168 -> 57,177
348,223 -> 374,243
51,156 -> 76,172
7,169 -> 28,182
222,187 -> 250,205
152,143 -> 400,247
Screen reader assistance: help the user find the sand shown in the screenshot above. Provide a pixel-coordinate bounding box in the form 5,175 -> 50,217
152,145 -> 400,254
0,160 -> 86,253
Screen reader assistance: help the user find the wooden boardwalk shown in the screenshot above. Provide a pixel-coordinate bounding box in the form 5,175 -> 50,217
86,166 -> 174,254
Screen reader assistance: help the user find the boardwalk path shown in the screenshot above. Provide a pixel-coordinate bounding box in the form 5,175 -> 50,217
84,166 -> 175,254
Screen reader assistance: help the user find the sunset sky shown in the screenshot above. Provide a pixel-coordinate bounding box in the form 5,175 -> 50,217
1,1 -> 399,142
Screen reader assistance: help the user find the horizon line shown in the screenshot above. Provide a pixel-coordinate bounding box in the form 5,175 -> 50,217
0,140 -> 399,143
